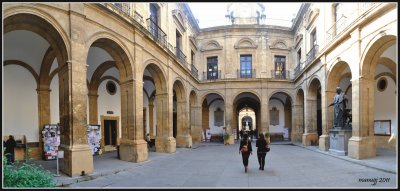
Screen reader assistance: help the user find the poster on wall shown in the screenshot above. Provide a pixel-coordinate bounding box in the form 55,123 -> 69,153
374,120 -> 391,136
42,124 -> 60,160
87,125 -> 101,155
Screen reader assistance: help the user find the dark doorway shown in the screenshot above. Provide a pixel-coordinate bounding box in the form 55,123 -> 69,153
104,120 -> 117,146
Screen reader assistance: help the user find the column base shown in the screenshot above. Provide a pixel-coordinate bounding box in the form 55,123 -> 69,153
224,135 -> 235,145
319,134 -> 330,151
119,139 -> 148,162
60,144 -> 93,177
348,136 -> 376,159
176,135 -> 192,148
155,136 -> 176,153
302,133 -> 318,146
191,128 -> 203,144
291,132 -> 304,143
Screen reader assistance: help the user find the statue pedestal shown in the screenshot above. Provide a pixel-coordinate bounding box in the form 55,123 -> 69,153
329,128 -> 352,156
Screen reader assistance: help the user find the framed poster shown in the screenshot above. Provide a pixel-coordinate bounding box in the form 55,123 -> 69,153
214,108 -> 224,126
87,125 -> 101,155
374,120 -> 391,136
42,124 -> 60,160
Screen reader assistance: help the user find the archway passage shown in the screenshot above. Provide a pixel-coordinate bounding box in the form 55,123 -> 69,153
189,91 -> 202,144
305,78 -> 322,146
173,80 -> 191,148
233,92 -> 261,141
201,93 -> 225,142
268,92 -> 292,142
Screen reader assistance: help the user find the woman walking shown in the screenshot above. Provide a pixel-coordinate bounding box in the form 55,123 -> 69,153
239,133 -> 252,173
256,133 -> 270,170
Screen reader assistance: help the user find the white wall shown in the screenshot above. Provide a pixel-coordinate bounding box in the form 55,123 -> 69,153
4,65 -> 39,142
50,74 -> 59,124
374,76 -> 397,138
143,91 -> 149,134
268,99 -> 286,137
208,100 -> 225,134
97,80 -> 121,138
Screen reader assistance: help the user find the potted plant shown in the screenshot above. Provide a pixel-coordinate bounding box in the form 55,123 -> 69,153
223,133 -> 230,145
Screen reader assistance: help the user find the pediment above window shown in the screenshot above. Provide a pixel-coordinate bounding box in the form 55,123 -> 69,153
172,9 -> 187,32
305,8 -> 319,30
189,36 -> 198,51
234,37 -> 258,49
269,40 -> 289,50
201,40 -> 223,52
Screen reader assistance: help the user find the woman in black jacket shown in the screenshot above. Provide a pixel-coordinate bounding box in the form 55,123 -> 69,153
239,133 -> 252,173
256,133 -> 270,170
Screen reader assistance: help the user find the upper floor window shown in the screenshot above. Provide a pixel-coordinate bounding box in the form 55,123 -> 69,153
207,57 -> 218,80
240,55 -> 252,78
274,55 -> 286,79
150,3 -> 159,24
176,30 -> 182,50
191,50 -> 195,66
311,29 -> 317,48
297,49 -> 302,64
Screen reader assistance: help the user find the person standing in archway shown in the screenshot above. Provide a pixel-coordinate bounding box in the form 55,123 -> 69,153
239,133 -> 252,173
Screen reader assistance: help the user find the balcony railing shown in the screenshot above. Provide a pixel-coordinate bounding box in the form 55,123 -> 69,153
146,18 -> 167,47
305,45 -> 319,66
294,64 -> 301,78
203,70 -> 221,81
112,3 -> 131,16
175,47 -> 187,64
133,11 -> 144,26
271,70 -> 290,80
326,15 -> 347,43
191,65 -> 199,79
237,69 -> 256,79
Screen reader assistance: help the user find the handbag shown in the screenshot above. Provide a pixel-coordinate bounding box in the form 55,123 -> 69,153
266,146 -> 270,152
240,141 -> 249,153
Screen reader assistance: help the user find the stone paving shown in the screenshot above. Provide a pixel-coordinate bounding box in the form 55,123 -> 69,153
33,141 -> 397,188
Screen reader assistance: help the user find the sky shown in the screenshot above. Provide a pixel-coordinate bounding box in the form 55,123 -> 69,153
188,3 -> 302,29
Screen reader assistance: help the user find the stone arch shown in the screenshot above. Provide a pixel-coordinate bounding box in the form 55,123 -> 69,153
86,33 -> 133,81
268,89 -> 294,104
232,90 -> 262,102
38,47 -> 57,88
376,57 -> 396,77
268,91 -> 294,141
88,61 -> 117,94
234,37 -> 258,49
200,91 -> 225,104
4,12 -> 69,67
173,79 -> 191,147
4,60 -> 39,86
306,77 -> 322,141
189,89 -> 199,107
270,40 -> 288,50
172,77 -> 187,101
142,59 -> 168,93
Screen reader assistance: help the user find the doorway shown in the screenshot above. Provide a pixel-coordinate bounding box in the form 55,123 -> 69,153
101,116 -> 119,152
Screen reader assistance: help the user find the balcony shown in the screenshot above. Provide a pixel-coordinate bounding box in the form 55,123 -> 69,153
133,11 -> 144,26
326,15 -> 347,44
175,47 -> 187,65
294,64 -> 301,78
203,70 -> 221,81
191,65 -> 199,79
271,70 -> 290,80
237,69 -> 256,79
146,18 -> 167,47
305,45 -> 319,66
112,3 -> 130,16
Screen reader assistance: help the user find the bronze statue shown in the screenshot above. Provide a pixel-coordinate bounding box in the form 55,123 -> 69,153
328,87 -> 348,128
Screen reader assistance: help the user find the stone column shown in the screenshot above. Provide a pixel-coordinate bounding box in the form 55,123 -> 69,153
155,92 -> 176,153
303,98 -> 318,146
176,100 -> 192,148
319,90 -> 333,151
149,98 -> 154,138
191,106 -> 202,144
224,96 -> 234,145
37,87 -> 51,159
348,77 -> 376,159
59,6 -> 93,176
58,61 -> 93,177
291,103 -> 304,143
119,79 -> 148,162
260,95 -> 270,134
88,93 -> 99,124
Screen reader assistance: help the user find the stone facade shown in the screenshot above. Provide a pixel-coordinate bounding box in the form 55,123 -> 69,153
3,2 -> 397,177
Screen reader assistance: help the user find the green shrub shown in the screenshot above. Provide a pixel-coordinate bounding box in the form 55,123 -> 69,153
3,149 -> 56,188
265,132 -> 270,138
223,133 -> 230,141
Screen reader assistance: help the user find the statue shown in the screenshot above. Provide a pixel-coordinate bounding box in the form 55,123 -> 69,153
328,87 -> 348,129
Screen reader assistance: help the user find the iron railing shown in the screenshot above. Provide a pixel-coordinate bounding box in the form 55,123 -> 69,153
294,64 -> 301,78
146,18 -> 167,47
326,15 -> 347,43
271,70 -> 290,80
203,70 -> 221,81
175,47 -> 187,64
237,69 -> 256,79
191,65 -> 199,79
133,11 -> 144,26
305,45 -> 319,66
112,3 -> 130,16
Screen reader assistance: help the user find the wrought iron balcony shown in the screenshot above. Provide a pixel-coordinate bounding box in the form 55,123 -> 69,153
191,65 -> 199,79
133,11 -> 144,26
146,18 -> 167,47
112,3 -> 131,16
175,47 -> 187,65
326,15 -> 347,43
237,69 -> 256,79
271,70 -> 290,80
305,45 -> 319,66
294,63 -> 302,78
203,70 -> 221,81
